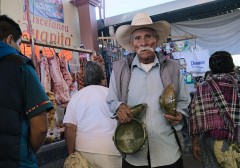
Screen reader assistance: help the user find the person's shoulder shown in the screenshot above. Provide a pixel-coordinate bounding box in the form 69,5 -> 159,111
113,53 -> 135,68
112,60 -> 129,73
87,85 -> 108,92
112,59 -> 126,66
3,54 -> 33,66
99,85 -> 109,91
3,54 -> 30,63
196,81 -> 209,92
162,59 -> 181,72
165,58 -> 179,66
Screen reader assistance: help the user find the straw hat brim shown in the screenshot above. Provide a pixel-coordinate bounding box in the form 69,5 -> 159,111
116,21 -> 171,51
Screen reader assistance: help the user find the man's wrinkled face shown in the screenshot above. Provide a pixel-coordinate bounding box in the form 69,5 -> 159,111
130,28 -> 158,63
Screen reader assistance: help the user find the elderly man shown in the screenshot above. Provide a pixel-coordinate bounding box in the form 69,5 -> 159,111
107,13 -> 191,168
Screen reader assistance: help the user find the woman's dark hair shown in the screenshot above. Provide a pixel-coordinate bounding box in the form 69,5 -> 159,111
83,61 -> 105,86
209,51 -> 235,74
0,15 -> 22,42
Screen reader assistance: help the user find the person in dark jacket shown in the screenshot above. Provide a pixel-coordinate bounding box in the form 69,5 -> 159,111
0,15 -> 53,168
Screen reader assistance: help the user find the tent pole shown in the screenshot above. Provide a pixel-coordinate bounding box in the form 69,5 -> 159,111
24,0 -> 40,77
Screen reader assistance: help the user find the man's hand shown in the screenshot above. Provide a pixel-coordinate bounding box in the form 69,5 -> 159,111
116,104 -> 133,123
164,111 -> 183,125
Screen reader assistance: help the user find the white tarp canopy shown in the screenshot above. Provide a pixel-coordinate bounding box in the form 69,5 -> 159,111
171,10 -> 240,55
103,0 -> 217,26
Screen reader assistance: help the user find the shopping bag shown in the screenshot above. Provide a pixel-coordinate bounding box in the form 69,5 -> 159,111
214,140 -> 240,168
64,151 -> 94,168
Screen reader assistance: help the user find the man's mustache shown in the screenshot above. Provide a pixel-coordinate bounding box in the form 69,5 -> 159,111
137,47 -> 154,54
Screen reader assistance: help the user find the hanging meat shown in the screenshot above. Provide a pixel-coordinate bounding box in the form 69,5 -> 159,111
76,57 -> 87,90
69,72 -> 78,96
31,54 -> 41,80
58,53 -> 73,87
46,91 -> 57,130
39,51 -> 51,92
48,54 -> 70,105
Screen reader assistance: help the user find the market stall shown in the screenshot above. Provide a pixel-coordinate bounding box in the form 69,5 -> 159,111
20,39 -> 104,168
1,0 -> 239,167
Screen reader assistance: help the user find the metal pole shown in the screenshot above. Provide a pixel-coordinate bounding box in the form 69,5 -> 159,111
103,0 -> 105,19
98,1 -> 102,19
24,0 -> 40,77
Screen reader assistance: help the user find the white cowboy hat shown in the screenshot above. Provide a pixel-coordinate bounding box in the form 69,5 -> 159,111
116,13 -> 171,51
